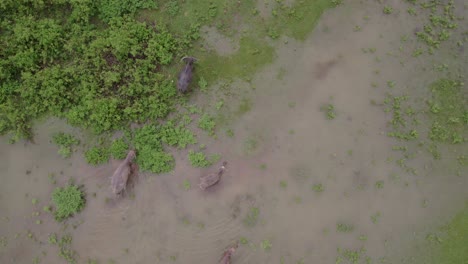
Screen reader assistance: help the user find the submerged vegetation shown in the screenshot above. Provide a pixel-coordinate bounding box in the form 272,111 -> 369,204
384,77 -> 467,163
52,132 -> 80,158
406,204 -> 468,264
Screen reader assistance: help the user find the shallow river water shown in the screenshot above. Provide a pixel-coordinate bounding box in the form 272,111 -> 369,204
1,1 -> 467,263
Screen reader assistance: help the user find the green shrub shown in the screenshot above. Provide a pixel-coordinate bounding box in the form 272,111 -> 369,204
85,146 -> 110,165
52,132 -> 80,158
110,138 -> 129,159
52,185 -> 85,221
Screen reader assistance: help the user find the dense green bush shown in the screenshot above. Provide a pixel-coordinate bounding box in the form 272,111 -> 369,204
0,1 -> 179,141
110,138 -> 129,159
159,121 -> 197,149
52,185 -> 85,221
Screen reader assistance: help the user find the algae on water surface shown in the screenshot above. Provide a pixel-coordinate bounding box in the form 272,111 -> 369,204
405,203 -> 468,264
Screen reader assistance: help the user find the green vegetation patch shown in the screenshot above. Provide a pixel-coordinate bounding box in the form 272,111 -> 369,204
264,0 -> 336,41
52,185 -> 86,222
427,79 -> 467,144
198,114 -> 216,135
0,0 -> 337,175
133,124 -> 174,173
243,207 -> 260,227
337,223 -> 354,233
322,104 -> 337,120
407,204 -> 468,264
159,121 -> 197,149
383,77 -> 466,165
52,132 -> 80,158
97,0 -> 157,23
0,1 -> 178,142
336,247 -> 370,264
55,233 -> 77,264
198,37 -> 275,82
414,0 -> 457,53
85,146 -> 110,166
432,205 -> 468,263
188,150 -> 220,168
110,138 -> 129,159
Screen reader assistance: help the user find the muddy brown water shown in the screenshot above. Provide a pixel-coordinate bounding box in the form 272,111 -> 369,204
1,1 -> 467,264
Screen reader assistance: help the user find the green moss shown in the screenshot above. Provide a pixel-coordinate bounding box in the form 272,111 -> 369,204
198,36 -> 275,82
266,0 -> 335,41
408,204 -> 468,264
432,205 -> 468,263
236,98 -> 252,116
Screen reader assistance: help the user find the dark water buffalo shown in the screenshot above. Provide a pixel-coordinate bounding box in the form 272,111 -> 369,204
177,56 -> 197,93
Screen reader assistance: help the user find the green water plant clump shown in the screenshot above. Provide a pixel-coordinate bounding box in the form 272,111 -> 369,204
132,124 -> 174,173
51,185 -> 86,222
415,0 -> 458,53
52,132 -> 80,158
188,150 -> 221,168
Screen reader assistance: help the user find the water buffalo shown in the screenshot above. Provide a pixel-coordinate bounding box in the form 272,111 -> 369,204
199,161 -> 227,191
218,242 -> 238,264
111,150 -> 136,195
177,56 -> 197,93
